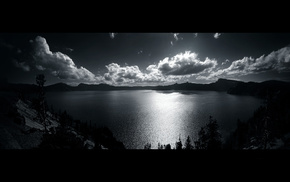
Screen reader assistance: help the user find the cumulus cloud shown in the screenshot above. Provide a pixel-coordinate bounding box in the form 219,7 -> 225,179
103,63 -> 167,85
214,33 -> 221,39
254,47 -> 290,72
13,59 -> 30,72
225,47 -> 290,74
32,36 -> 101,83
145,65 -> 167,83
104,63 -> 143,84
148,51 -> 217,76
199,46 -> 290,81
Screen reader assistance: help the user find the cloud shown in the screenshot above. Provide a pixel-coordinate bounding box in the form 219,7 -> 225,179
148,51 -> 217,76
145,65 -> 167,83
214,33 -> 221,39
13,59 -> 30,72
199,46 -> 290,81
224,47 -> 290,75
103,63 -> 167,85
221,59 -> 230,65
109,33 -> 117,39
0,41 -> 14,49
193,33 -> 198,38
0,41 -> 22,53
173,33 -> 179,41
65,47 -> 73,52
32,36 -> 101,83
254,47 -> 290,72
104,63 -> 143,84
172,33 -> 183,41
36,65 -> 45,71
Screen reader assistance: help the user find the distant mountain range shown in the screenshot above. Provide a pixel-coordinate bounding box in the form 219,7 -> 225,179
1,78 -> 290,99
44,78 -> 242,92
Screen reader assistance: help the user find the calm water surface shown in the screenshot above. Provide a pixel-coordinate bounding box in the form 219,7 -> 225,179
46,90 -> 262,149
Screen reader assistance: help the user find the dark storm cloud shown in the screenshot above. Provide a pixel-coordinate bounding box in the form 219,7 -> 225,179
32,36 -> 101,83
148,51 -> 217,76
198,46 -> 290,81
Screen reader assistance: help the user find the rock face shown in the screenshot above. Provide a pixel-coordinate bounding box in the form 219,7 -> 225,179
0,98 -> 97,149
15,99 -> 99,149
16,99 -> 59,132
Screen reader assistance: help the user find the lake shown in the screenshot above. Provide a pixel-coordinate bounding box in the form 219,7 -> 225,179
46,90 -> 262,149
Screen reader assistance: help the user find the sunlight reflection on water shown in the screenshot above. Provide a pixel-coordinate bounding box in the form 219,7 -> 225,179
46,90 -> 262,149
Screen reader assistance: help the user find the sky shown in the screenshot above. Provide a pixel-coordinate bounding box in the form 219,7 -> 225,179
1,32 -> 290,86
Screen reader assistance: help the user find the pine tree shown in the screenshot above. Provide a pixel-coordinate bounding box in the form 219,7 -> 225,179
206,116 -> 222,150
144,143 -> 151,150
184,135 -> 193,150
36,74 -> 48,133
195,116 -> 222,150
175,136 -> 183,150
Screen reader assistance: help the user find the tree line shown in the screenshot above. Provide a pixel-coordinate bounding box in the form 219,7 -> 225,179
144,115 -> 222,150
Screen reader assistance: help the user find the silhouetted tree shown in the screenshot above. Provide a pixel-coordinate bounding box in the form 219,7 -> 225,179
157,143 -> 164,150
175,136 -> 183,150
184,135 -> 193,150
36,74 -> 48,133
224,119 -> 248,149
156,143 -> 172,150
195,116 -> 222,150
164,144 -> 171,150
206,116 -> 222,150
195,127 -> 206,149
144,143 -> 151,150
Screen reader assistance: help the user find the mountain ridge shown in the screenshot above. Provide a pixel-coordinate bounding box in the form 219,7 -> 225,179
44,78 -> 242,92
2,79 -> 290,99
